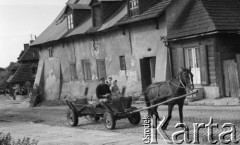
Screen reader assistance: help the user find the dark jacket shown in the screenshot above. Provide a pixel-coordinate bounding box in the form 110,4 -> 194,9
96,84 -> 111,99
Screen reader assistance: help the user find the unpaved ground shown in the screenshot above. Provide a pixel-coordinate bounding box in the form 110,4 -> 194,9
0,95 -> 240,144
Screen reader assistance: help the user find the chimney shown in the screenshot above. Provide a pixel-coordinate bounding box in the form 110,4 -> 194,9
24,44 -> 29,51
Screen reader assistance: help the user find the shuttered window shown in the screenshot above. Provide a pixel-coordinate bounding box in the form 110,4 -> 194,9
81,60 -> 92,80
119,56 -> 126,70
70,62 -> 77,81
96,59 -> 106,79
177,47 -> 185,70
199,45 -> 209,85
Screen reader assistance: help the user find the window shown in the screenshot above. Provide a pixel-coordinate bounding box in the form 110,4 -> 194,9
119,56 -> 126,70
129,0 -> 139,17
70,62 -> 78,81
184,48 -> 201,84
67,13 -> 74,30
33,51 -> 38,58
92,5 -> 102,27
48,47 -> 53,58
96,59 -> 106,79
81,60 -> 92,80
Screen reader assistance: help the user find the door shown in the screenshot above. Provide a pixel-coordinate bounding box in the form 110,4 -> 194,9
185,48 -> 201,84
223,59 -> 239,97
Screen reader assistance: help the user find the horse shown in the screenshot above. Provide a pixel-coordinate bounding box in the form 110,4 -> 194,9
143,67 -> 194,130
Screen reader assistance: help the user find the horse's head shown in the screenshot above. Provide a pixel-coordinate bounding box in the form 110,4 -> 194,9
179,67 -> 194,92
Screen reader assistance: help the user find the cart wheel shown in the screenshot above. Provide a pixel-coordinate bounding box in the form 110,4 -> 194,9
67,109 -> 78,126
103,112 -> 116,130
86,115 -> 100,123
128,112 -> 141,125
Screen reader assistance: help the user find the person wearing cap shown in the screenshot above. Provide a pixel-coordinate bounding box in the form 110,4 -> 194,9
96,77 -> 111,102
107,77 -> 113,87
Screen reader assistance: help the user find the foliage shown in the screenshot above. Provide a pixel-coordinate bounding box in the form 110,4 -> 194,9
0,132 -> 38,145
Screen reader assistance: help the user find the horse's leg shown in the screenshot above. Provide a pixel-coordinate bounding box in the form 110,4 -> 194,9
152,107 -> 160,121
162,104 -> 174,130
178,100 -> 184,123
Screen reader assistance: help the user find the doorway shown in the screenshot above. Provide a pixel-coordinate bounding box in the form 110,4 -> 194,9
140,57 -> 156,90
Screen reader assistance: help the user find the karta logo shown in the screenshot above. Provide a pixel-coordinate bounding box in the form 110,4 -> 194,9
142,116 -> 239,144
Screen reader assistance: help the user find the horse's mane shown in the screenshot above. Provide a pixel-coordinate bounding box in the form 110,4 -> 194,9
142,71 -> 185,94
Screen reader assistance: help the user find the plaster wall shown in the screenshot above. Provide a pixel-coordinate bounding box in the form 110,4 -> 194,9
37,16 -> 169,100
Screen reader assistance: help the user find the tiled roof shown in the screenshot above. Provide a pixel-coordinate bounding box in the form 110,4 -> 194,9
18,47 -> 39,62
202,0 -> 240,31
7,63 -> 35,84
117,0 -> 172,26
167,0 -> 240,40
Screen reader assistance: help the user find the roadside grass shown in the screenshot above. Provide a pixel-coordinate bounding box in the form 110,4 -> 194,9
0,132 -> 38,145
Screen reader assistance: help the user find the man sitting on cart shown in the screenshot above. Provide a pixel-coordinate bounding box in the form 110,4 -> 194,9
96,77 -> 112,102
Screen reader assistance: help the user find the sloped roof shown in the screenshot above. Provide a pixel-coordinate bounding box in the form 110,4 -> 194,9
167,0 -> 240,40
31,6 -> 68,46
202,0 -> 240,31
7,63 -> 35,84
31,0 -> 92,46
18,47 -> 39,62
117,0 -> 172,26
31,0 -> 171,46
66,16 -> 92,37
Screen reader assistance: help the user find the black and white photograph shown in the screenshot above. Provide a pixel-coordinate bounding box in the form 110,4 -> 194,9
0,0 -> 240,144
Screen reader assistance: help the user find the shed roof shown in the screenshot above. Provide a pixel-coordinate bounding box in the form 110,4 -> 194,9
167,0 -> 240,40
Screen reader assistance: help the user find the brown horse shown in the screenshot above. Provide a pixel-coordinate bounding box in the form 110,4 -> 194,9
143,67 -> 194,130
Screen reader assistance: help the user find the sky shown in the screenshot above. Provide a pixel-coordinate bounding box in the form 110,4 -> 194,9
0,0 -> 68,68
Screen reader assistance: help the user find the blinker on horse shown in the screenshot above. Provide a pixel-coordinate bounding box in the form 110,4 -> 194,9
143,67 -> 194,130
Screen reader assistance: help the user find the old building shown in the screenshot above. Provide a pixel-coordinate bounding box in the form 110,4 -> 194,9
32,0 -> 240,102
167,0 -> 240,98
7,43 -> 39,95
31,0 -> 171,101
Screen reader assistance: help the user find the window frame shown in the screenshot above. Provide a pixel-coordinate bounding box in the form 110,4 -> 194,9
48,47 -> 53,58
96,59 -> 107,80
67,13 -> 74,30
70,62 -> 78,81
92,4 -> 102,27
81,59 -> 92,81
128,0 -> 139,17
184,47 -> 202,85
119,56 -> 126,70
